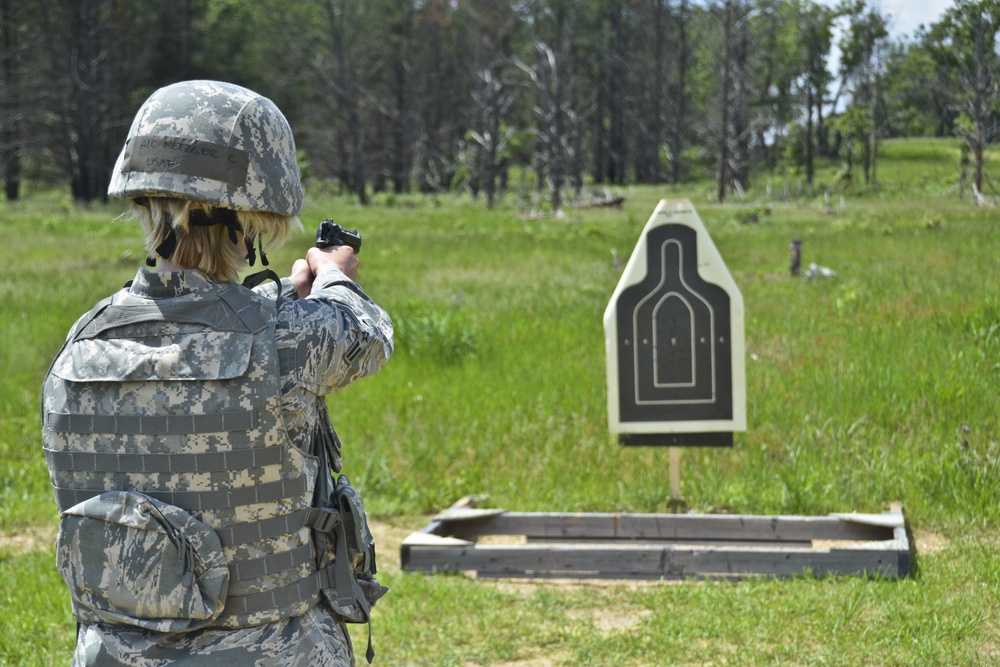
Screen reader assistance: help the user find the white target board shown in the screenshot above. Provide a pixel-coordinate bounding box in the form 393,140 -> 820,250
604,199 -> 746,446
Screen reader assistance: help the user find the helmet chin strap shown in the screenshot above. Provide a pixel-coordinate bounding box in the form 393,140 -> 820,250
243,233 -> 269,267
241,233 -> 281,292
146,207 -> 244,266
144,205 -> 281,293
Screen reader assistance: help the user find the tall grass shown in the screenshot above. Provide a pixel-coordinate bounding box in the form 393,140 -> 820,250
2,137 -> 999,665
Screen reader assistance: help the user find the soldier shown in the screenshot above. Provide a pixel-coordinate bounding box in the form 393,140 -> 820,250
41,80 -> 393,666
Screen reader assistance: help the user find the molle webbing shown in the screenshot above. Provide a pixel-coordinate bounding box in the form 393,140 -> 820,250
43,442 -> 276,474
51,477 -> 309,513
228,543 -> 315,582
217,565 -> 338,620
44,410 -> 257,436
46,429 -> 334,563
216,508 -> 339,548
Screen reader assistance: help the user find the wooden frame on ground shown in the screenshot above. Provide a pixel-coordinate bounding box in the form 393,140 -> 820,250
401,500 -> 912,580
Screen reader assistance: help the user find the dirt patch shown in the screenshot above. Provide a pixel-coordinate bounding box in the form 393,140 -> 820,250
464,653 -> 573,667
567,606 -> 651,636
490,576 -> 676,597
0,524 -> 57,556
914,530 -> 950,554
368,518 -> 417,575
812,539 -> 872,549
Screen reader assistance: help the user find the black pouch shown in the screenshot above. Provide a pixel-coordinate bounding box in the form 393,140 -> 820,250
310,405 -> 387,664
324,474 -> 388,620
311,401 -> 379,593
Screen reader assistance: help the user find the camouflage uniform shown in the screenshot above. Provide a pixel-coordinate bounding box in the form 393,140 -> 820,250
42,266 -> 393,666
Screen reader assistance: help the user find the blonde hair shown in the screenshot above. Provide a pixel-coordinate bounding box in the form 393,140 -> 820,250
131,198 -> 302,283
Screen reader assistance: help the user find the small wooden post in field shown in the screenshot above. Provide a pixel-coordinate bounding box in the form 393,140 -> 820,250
790,237 -> 803,276
669,446 -> 682,511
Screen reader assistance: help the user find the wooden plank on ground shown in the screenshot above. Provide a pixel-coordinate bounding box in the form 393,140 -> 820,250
400,502 -> 912,580
402,542 -> 905,579
441,512 -> 894,543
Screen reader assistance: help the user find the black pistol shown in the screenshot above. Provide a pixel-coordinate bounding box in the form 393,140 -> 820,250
315,219 -> 362,253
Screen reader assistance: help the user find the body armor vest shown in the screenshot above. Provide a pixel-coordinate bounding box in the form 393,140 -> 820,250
42,282 -> 336,628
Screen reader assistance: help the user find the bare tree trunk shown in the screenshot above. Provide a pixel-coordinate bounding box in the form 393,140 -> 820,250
715,1 -> 733,203
667,0 -> 690,185
606,1 -> 627,186
522,41 -> 566,210
551,45 -> 565,211
391,4 -> 413,195
862,135 -> 872,184
633,0 -> 666,184
963,15 -> 995,197
805,84 -> 814,185
0,0 -> 21,201
522,0 -> 578,212
470,68 -> 512,209
816,93 -> 829,157
322,0 -> 368,204
592,70 -> 607,185
868,81 -> 879,186
729,7 -> 752,193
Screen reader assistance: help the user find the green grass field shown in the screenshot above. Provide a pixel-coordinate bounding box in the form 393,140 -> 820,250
2,138 -> 999,665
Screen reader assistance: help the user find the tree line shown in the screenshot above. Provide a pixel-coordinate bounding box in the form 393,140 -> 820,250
0,0 -> 997,209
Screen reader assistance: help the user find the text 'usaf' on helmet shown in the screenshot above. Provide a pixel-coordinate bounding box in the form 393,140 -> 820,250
108,80 -> 303,217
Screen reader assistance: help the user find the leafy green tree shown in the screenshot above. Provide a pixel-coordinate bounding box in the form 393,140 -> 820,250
882,37 -> 957,138
837,0 -> 890,185
272,0 -> 418,203
935,0 -> 1000,199
409,1 -> 481,193
829,104 -> 870,186
749,0 -> 805,171
796,0 -> 838,184
3,0 -> 968,205
623,0 -> 697,185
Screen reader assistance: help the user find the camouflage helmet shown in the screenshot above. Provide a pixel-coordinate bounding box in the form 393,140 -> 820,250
108,80 -> 303,216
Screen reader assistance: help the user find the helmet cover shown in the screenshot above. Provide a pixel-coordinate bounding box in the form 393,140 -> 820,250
108,80 -> 303,216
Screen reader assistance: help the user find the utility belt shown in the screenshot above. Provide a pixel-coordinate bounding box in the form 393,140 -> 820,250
56,473 -> 384,663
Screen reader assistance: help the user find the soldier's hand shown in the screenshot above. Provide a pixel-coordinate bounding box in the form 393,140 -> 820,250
309,245 -> 358,281
291,246 -> 360,298
291,258 -> 313,299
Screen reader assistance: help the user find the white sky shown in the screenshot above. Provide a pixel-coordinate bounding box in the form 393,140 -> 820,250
876,0 -> 955,38
813,0 -> 955,78
814,0 -> 955,40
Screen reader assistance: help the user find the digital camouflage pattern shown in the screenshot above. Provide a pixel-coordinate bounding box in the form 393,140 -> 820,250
107,80 -> 304,216
57,490 -> 230,633
45,270 -> 322,628
42,267 -> 393,666
73,605 -> 355,666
